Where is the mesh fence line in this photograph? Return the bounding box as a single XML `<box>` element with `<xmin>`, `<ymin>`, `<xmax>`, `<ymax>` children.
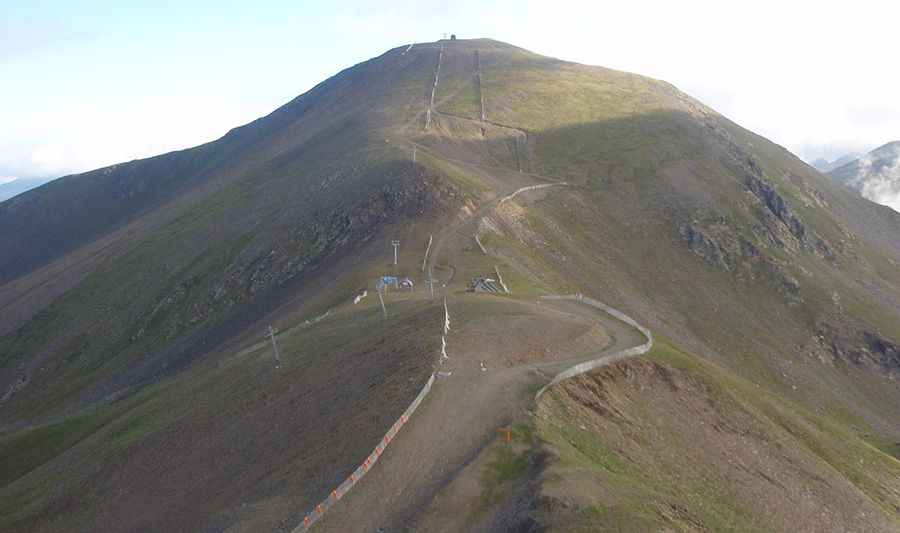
<box><xmin>474</xmin><ymin>233</ymin><xmax>487</xmax><ymax>254</ymax></box>
<box><xmin>288</xmin><ymin>292</ymin><xmax>645</xmax><ymax>530</ymax></box>
<box><xmin>474</xmin><ymin>50</ymin><xmax>486</xmax><ymax>122</ymax></box>
<box><xmin>425</xmin><ymin>44</ymin><xmax>444</xmax><ymax>130</ymax></box>
<box><xmin>292</xmin><ymin>299</ymin><xmax>451</xmax><ymax>531</ymax></box>
<box><xmin>292</xmin><ymin>373</ymin><xmax>436</xmax><ymax>532</ymax></box>
<box><xmin>535</xmin><ymin>294</ymin><xmax>653</xmax><ymax>399</ymax></box>
<box><xmin>499</xmin><ymin>182</ymin><xmax>568</xmax><ymax>204</ymax></box>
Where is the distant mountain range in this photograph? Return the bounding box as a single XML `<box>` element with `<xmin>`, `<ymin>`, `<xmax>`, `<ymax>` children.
<box><xmin>811</xmin><ymin>153</ymin><xmax>860</xmax><ymax>173</ymax></box>
<box><xmin>0</xmin><ymin>177</ymin><xmax>55</xmax><ymax>203</ymax></box>
<box><xmin>829</xmin><ymin>141</ymin><xmax>900</xmax><ymax>211</ymax></box>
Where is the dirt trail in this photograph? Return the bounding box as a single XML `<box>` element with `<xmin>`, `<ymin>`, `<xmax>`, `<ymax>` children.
<box><xmin>304</xmin><ymin>121</ymin><xmax>642</xmax><ymax>533</ymax></box>
<box><xmin>287</xmin><ymin>43</ymin><xmax>650</xmax><ymax>532</ymax></box>
<box><xmin>312</xmin><ymin>297</ymin><xmax>646</xmax><ymax>532</ymax></box>
<box><xmin>282</xmin><ymin>155</ymin><xmax>645</xmax><ymax>532</ymax></box>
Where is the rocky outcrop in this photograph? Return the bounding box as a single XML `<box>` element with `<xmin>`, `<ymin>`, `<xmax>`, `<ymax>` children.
<box><xmin>740</xmin><ymin>158</ymin><xmax>836</xmax><ymax>261</ymax></box>
<box><xmin>678</xmin><ymin>220</ymin><xmax>801</xmax><ymax>303</ymax></box>
<box><xmin>674</xmin><ymin>92</ymin><xmax>836</xmax><ymax>262</ymax></box>
<box><xmin>743</xmin><ymin>162</ymin><xmax>807</xmax><ymax>244</ymax></box>
<box><xmin>814</xmin><ymin>320</ymin><xmax>900</xmax><ymax>374</ymax></box>
<box><xmin>132</xmin><ymin>161</ymin><xmax>461</xmax><ymax>345</ymax></box>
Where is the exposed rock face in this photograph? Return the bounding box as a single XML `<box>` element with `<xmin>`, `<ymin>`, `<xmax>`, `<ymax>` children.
<box><xmin>674</xmin><ymin>92</ymin><xmax>835</xmax><ymax>261</ymax></box>
<box><xmin>740</xmin><ymin>158</ymin><xmax>836</xmax><ymax>261</ymax></box>
<box><xmin>678</xmin><ymin>220</ymin><xmax>801</xmax><ymax>303</ymax></box>
<box><xmin>743</xmin><ymin>162</ymin><xmax>807</xmax><ymax>244</ymax></box>
<box><xmin>814</xmin><ymin>319</ymin><xmax>900</xmax><ymax>374</ymax></box>
<box><xmin>132</xmin><ymin>162</ymin><xmax>459</xmax><ymax>343</ymax></box>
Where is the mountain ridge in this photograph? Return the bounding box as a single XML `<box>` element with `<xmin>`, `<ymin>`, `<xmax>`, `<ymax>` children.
<box><xmin>812</xmin><ymin>153</ymin><xmax>859</xmax><ymax>173</ymax></box>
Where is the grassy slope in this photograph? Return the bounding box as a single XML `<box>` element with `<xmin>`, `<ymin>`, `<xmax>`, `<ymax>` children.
<box><xmin>427</xmin><ymin>39</ymin><xmax>900</xmax><ymax>530</ymax></box>
<box><xmin>535</xmin><ymin>341</ymin><xmax>900</xmax><ymax>532</ymax></box>
<box><xmin>0</xmin><ymin>294</ymin><xmax>440</xmax><ymax>532</ymax></box>
<box><xmin>0</xmin><ymin>42</ymin><xmax>471</xmax><ymax>427</ymax></box>
<box><xmin>459</xmin><ymin>39</ymin><xmax>900</xmax><ymax>439</ymax></box>
<box><xmin>0</xmin><ymin>42</ymin><xmax>481</xmax><ymax>530</ymax></box>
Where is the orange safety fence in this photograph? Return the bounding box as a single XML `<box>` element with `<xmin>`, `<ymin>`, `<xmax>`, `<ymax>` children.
<box><xmin>291</xmin><ymin>296</ymin><xmax>451</xmax><ymax>531</ymax></box>
<box><xmin>291</xmin><ymin>372</ymin><xmax>435</xmax><ymax>532</ymax></box>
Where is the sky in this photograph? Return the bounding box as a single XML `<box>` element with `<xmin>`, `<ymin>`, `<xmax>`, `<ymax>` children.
<box><xmin>2</xmin><ymin>0</ymin><xmax>899</xmax><ymax>182</ymax></box>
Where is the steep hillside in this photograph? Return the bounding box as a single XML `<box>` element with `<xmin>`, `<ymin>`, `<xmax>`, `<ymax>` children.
<box><xmin>2</xmin><ymin>39</ymin><xmax>899</xmax><ymax>532</ymax></box>
<box><xmin>830</xmin><ymin>141</ymin><xmax>900</xmax><ymax>211</ymax></box>
<box><xmin>533</xmin><ymin>348</ymin><xmax>900</xmax><ymax>532</ymax></box>
<box><xmin>0</xmin><ymin>45</ymin><xmax>469</xmax><ymax>427</ymax></box>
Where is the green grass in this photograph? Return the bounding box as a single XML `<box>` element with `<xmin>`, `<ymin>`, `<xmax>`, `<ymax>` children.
<box><xmin>1</xmin><ymin>295</ymin><xmax>442</xmax><ymax>529</ymax></box>
<box><xmin>420</xmin><ymin>150</ymin><xmax>490</xmax><ymax>195</ymax></box>
<box><xmin>649</xmin><ymin>338</ymin><xmax>900</xmax><ymax>520</ymax></box>
<box><xmin>542</xmin><ymin>411</ymin><xmax>634</xmax><ymax>477</ymax></box>
<box><xmin>437</xmin><ymin>77</ymin><xmax>481</xmax><ymax>120</ymax></box>
<box><xmin>0</xmin><ymin>379</ymin><xmax>174</xmax><ymax>491</ymax></box>
<box><xmin>535</xmin><ymin>337</ymin><xmax>900</xmax><ymax>531</ymax></box>
<box><xmin>570</xmin><ymin>504</ymin><xmax>666</xmax><ymax>533</ymax></box>
<box><xmin>106</xmin><ymin>407</ymin><xmax>178</xmax><ymax>451</ymax></box>
<box><xmin>479</xmin><ymin>444</ymin><xmax>530</xmax><ymax>506</ymax></box>
<box><xmin>0</xmin><ymin>409</ymin><xmax>114</xmax><ymax>488</ymax></box>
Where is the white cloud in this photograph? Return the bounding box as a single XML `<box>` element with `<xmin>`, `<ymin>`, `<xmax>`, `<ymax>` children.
<box><xmin>854</xmin><ymin>144</ymin><xmax>900</xmax><ymax>211</ymax></box>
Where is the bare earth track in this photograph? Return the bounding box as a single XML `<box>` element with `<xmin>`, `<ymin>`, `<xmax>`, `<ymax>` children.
<box><xmin>309</xmin><ymin>297</ymin><xmax>649</xmax><ymax>533</ymax></box>
<box><xmin>288</xmin><ymin>99</ymin><xmax>650</xmax><ymax>530</ymax></box>
<box><xmin>276</xmin><ymin>41</ymin><xmax>654</xmax><ymax>532</ymax></box>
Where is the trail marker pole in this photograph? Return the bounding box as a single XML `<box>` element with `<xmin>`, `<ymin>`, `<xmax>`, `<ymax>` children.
<box><xmin>265</xmin><ymin>325</ymin><xmax>281</xmax><ymax>367</ymax></box>
<box><xmin>377</xmin><ymin>288</ymin><xmax>387</xmax><ymax>318</ymax></box>
<box><xmin>392</xmin><ymin>240</ymin><xmax>400</xmax><ymax>265</ymax></box>
<box><xmin>413</xmin><ymin>146</ymin><xmax>417</xmax><ymax>163</ymax></box>
<box><xmin>422</xmin><ymin>234</ymin><xmax>432</xmax><ymax>272</ymax></box>
<box><xmin>497</xmin><ymin>427</ymin><xmax>512</xmax><ymax>444</ymax></box>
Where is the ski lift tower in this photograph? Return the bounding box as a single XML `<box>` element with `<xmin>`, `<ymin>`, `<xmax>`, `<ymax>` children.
<box><xmin>392</xmin><ymin>240</ymin><xmax>400</xmax><ymax>265</ymax></box>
